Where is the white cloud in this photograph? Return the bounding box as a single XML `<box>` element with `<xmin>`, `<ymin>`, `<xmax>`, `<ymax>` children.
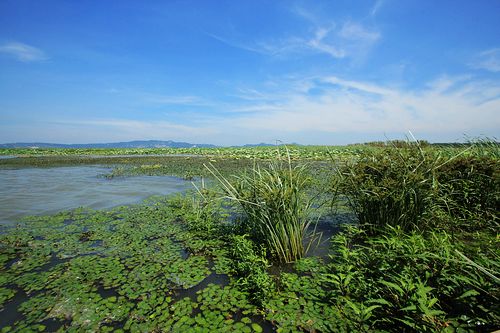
<box><xmin>471</xmin><ymin>48</ymin><xmax>500</xmax><ymax>72</ymax></box>
<box><xmin>205</xmin><ymin>8</ymin><xmax>380</xmax><ymax>61</ymax></box>
<box><xmin>0</xmin><ymin>42</ymin><xmax>47</xmax><ymax>62</ymax></box>
<box><xmin>4</xmin><ymin>75</ymin><xmax>498</xmax><ymax>145</ymax></box>
<box><xmin>323</xmin><ymin>76</ymin><xmax>393</xmax><ymax>95</ymax></box>
<box><xmin>252</xmin><ymin>21</ymin><xmax>379</xmax><ymax>60</ymax></box>
<box><xmin>370</xmin><ymin>0</ymin><xmax>387</xmax><ymax>17</ymax></box>
<box><xmin>306</xmin><ymin>26</ymin><xmax>346</xmax><ymax>58</ymax></box>
<box><xmin>33</xmin><ymin>119</ymin><xmax>219</xmax><ymax>143</ymax></box>
<box><xmin>338</xmin><ymin>21</ymin><xmax>380</xmax><ymax>42</ymax></box>
<box><xmin>214</xmin><ymin>75</ymin><xmax>500</xmax><ymax>139</ymax></box>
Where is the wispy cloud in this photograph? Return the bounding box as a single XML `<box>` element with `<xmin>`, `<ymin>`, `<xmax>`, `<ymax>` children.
<box><xmin>370</xmin><ymin>0</ymin><xmax>387</xmax><ymax>17</ymax></box>
<box><xmin>323</xmin><ymin>76</ymin><xmax>393</xmax><ymax>95</ymax></box>
<box><xmin>305</xmin><ymin>26</ymin><xmax>346</xmax><ymax>58</ymax></box>
<box><xmin>49</xmin><ymin>118</ymin><xmax>217</xmax><ymax>142</ymax></box>
<box><xmin>339</xmin><ymin>21</ymin><xmax>380</xmax><ymax>43</ymax></box>
<box><xmin>471</xmin><ymin>48</ymin><xmax>500</xmax><ymax>72</ymax></box>
<box><xmin>203</xmin><ymin>32</ymin><xmax>264</xmax><ymax>54</ymax></box>
<box><xmin>0</xmin><ymin>42</ymin><xmax>47</xmax><ymax>62</ymax></box>
<box><xmin>212</xmin><ymin>74</ymin><xmax>500</xmax><ymax>141</ymax></box>
<box><xmin>205</xmin><ymin>7</ymin><xmax>380</xmax><ymax>61</ymax></box>
<box><xmin>105</xmin><ymin>89</ymin><xmax>214</xmax><ymax>107</ymax></box>
<box><xmin>144</xmin><ymin>94</ymin><xmax>210</xmax><ymax>106</ymax></box>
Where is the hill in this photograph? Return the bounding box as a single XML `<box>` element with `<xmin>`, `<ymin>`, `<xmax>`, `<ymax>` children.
<box><xmin>0</xmin><ymin>140</ymin><xmax>217</xmax><ymax>149</ymax></box>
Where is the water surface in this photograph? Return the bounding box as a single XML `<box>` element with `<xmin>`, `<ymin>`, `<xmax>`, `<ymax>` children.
<box><xmin>0</xmin><ymin>166</ymin><xmax>190</xmax><ymax>225</ymax></box>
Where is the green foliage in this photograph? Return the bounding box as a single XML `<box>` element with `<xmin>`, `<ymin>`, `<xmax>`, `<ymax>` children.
<box><xmin>168</xmin><ymin>185</ymin><xmax>228</xmax><ymax>235</ymax></box>
<box><xmin>207</xmin><ymin>149</ymin><xmax>319</xmax><ymax>263</ymax></box>
<box><xmin>338</xmin><ymin>141</ymin><xmax>499</xmax><ymax>234</ymax></box>
<box><xmin>322</xmin><ymin>226</ymin><xmax>500</xmax><ymax>332</ymax></box>
<box><xmin>338</xmin><ymin>144</ymin><xmax>441</xmax><ymax>233</ymax></box>
<box><xmin>1</xmin><ymin>142</ymin><xmax>499</xmax><ymax>332</ymax></box>
<box><xmin>436</xmin><ymin>155</ymin><xmax>499</xmax><ymax>230</ymax></box>
<box><xmin>230</xmin><ymin>235</ymin><xmax>275</xmax><ymax>305</ymax></box>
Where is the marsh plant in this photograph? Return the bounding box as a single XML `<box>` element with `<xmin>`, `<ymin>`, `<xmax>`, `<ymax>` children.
<box><xmin>436</xmin><ymin>154</ymin><xmax>499</xmax><ymax>231</ymax></box>
<box><xmin>206</xmin><ymin>149</ymin><xmax>319</xmax><ymax>263</ymax></box>
<box><xmin>168</xmin><ymin>184</ymin><xmax>227</xmax><ymax>235</ymax></box>
<box><xmin>230</xmin><ymin>235</ymin><xmax>275</xmax><ymax>305</ymax></box>
<box><xmin>323</xmin><ymin>225</ymin><xmax>500</xmax><ymax>332</ymax></box>
<box><xmin>338</xmin><ymin>143</ymin><xmax>442</xmax><ymax>234</ymax></box>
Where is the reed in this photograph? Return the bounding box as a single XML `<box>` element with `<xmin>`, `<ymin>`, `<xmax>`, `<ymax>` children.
<box><xmin>205</xmin><ymin>148</ymin><xmax>318</xmax><ymax>263</ymax></box>
<box><xmin>337</xmin><ymin>140</ymin><xmax>443</xmax><ymax>234</ymax></box>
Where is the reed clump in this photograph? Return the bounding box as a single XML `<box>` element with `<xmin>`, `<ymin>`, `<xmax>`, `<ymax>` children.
<box><xmin>206</xmin><ymin>149</ymin><xmax>318</xmax><ymax>263</ymax></box>
<box><xmin>337</xmin><ymin>142</ymin><xmax>441</xmax><ymax>234</ymax></box>
<box><xmin>338</xmin><ymin>139</ymin><xmax>499</xmax><ymax>234</ymax></box>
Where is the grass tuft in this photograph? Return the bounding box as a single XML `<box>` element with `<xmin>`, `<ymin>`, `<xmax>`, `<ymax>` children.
<box><xmin>205</xmin><ymin>148</ymin><xmax>319</xmax><ymax>263</ymax></box>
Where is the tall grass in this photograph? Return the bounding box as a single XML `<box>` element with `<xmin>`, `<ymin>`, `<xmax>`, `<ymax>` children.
<box><xmin>337</xmin><ymin>137</ymin><xmax>499</xmax><ymax>234</ymax></box>
<box><xmin>205</xmin><ymin>149</ymin><xmax>318</xmax><ymax>263</ymax></box>
<box><xmin>337</xmin><ymin>142</ymin><xmax>441</xmax><ymax>234</ymax></box>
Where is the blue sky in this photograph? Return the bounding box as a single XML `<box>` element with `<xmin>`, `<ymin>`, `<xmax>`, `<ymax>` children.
<box><xmin>0</xmin><ymin>0</ymin><xmax>499</xmax><ymax>145</ymax></box>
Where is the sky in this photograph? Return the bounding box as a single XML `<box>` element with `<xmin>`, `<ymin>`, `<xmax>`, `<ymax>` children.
<box><xmin>0</xmin><ymin>0</ymin><xmax>499</xmax><ymax>146</ymax></box>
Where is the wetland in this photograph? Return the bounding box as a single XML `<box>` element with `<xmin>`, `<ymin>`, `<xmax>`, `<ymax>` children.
<box><xmin>0</xmin><ymin>144</ymin><xmax>498</xmax><ymax>332</ymax></box>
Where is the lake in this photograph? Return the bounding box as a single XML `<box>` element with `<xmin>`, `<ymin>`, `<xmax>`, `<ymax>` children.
<box><xmin>0</xmin><ymin>166</ymin><xmax>191</xmax><ymax>225</ymax></box>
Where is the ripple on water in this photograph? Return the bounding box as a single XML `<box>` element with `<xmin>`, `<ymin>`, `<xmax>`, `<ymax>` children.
<box><xmin>0</xmin><ymin>166</ymin><xmax>191</xmax><ymax>225</ymax></box>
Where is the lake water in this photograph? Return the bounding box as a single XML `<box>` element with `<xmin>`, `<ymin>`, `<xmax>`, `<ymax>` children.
<box><xmin>0</xmin><ymin>166</ymin><xmax>191</xmax><ymax>225</ymax></box>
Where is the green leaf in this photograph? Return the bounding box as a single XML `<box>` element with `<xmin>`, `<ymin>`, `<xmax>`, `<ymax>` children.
<box><xmin>367</xmin><ymin>298</ymin><xmax>392</xmax><ymax>306</ymax></box>
<box><xmin>380</xmin><ymin>280</ymin><xmax>404</xmax><ymax>294</ymax></box>
<box><xmin>458</xmin><ymin>289</ymin><xmax>479</xmax><ymax>299</ymax></box>
<box><xmin>345</xmin><ymin>300</ymin><xmax>360</xmax><ymax>315</ymax></box>
<box><xmin>428</xmin><ymin>297</ymin><xmax>439</xmax><ymax>308</ymax></box>
<box><xmin>401</xmin><ymin>304</ymin><xmax>417</xmax><ymax>312</ymax></box>
<box><xmin>251</xmin><ymin>323</ymin><xmax>263</xmax><ymax>332</ymax></box>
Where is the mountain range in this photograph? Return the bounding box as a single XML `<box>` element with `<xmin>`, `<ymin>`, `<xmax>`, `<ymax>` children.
<box><xmin>0</xmin><ymin>140</ymin><xmax>296</xmax><ymax>149</ymax></box>
<box><xmin>0</xmin><ymin>140</ymin><xmax>217</xmax><ymax>149</ymax></box>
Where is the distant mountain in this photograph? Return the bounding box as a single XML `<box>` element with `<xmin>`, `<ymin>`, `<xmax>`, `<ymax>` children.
<box><xmin>238</xmin><ymin>142</ymin><xmax>302</xmax><ymax>147</ymax></box>
<box><xmin>0</xmin><ymin>140</ymin><xmax>217</xmax><ymax>149</ymax></box>
<box><xmin>240</xmin><ymin>143</ymin><xmax>277</xmax><ymax>147</ymax></box>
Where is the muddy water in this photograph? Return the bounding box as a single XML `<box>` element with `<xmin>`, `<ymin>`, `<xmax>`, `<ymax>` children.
<box><xmin>0</xmin><ymin>166</ymin><xmax>191</xmax><ymax>225</ymax></box>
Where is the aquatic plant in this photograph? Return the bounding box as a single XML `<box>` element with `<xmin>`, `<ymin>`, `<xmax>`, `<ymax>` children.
<box><xmin>321</xmin><ymin>225</ymin><xmax>500</xmax><ymax>332</ymax></box>
<box><xmin>337</xmin><ymin>143</ymin><xmax>441</xmax><ymax>233</ymax></box>
<box><xmin>436</xmin><ymin>154</ymin><xmax>499</xmax><ymax>231</ymax></box>
<box><xmin>1</xmin><ymin>143</ymin><xmax>498</xmax><ymax>332</ymax></box>
<box><xmin>230</xmin><ymin>235</ymin><xmax>275</xmax><ymax>305</ymax></box>
<box><xmin>206</xmin><ymin>149</ymin><xmax>319</xmax><ymax>263</ymax></box>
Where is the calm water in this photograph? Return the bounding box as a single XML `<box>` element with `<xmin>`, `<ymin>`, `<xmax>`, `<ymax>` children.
<box><xmin>0</xmin><ymin>166</ymin><xmax>191</xmax><ymax>225</ymax></box>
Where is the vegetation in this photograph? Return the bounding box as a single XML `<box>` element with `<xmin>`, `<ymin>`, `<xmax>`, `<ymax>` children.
<box><xmin>206</xmin><ymin>150</ymin><xmax>319</xmax><ymax>263</ymax></box>
<box><xmin>323</xmin><ymin>226</ymin><xmax>499</xmax><ymax>332</ymax></box>
<box><xmin>337</xmin><ymin>144</ymin><xmax>441</xmax><ymax>234</ymax></box>
<box><xmin>0</xmin><ymin>145</ymin><xmax>364</xmax><ymax>161</ymax></box>
<box><xmin>0</xmin><ymin>142</ymin><xmax>498</xmax><ymax>332</ymax></box>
